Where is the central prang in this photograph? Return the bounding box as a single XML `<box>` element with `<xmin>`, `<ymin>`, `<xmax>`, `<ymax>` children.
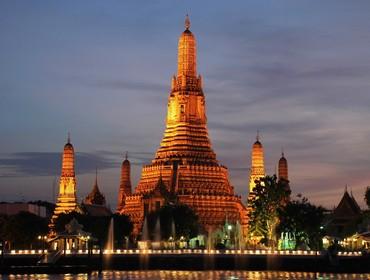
<box><xmin>119</xmin><ymin>16</ymin><xmax>248</xmax><ymax>238</ymax></box>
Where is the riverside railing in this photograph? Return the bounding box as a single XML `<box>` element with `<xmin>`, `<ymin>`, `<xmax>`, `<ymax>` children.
<box><xmin>1</xmin><ymin>249</ymin><xmax>363</xmax><ymax>257</ymax></box>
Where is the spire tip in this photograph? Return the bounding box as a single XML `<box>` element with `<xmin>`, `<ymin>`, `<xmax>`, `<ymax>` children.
<box><xmin>185</xmin><ymin>14</ymin><xmax>190</xmax><ymax>30</ymax></box>
<box><xmin>95</xmin><ymin>167</ymin><xmax>98</xmax><ymax>186</ymax></box>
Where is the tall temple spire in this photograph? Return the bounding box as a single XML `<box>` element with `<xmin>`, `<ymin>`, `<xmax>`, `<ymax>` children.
<box><xmin>157</xmin><ymin>18</ymin><xmax>215</xmax><ymax>164</ymax></box>
<box><xmin>177</xmin><ymin>14</ymin><xmax>197</xmax><ymax>78</ymax></box>
<box><xmin>248</xmin><ymin>134</ymin><xmax>265</xmax><ymax>193</ymax></box>
<box><xmin>278</xmin><ymin>149</ymin><xmax>288</xmax><ymax>181</ymax></box>
<box><xmin>116</xmin><ymin>153</ymin><xmax>132</xmax><ymax>212</ymax></box>
<box><xmin>49</xmin><ymin>136</ymin><xmax>78</xmax><ymax>234</ymax></box>
<box><xmin>95</xmin><ymin>167</ymin><xmax>98</xmax><ymax>186</ymax></box>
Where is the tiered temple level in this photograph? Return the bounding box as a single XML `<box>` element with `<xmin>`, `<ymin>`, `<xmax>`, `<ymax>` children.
<box><xmin>120</xmin><ymin>16</ymin><xmax>248</xmax><ymax>235</ymax></box>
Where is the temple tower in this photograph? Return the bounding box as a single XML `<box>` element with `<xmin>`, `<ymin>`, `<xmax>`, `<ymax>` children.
<box><xmin>116</xmin><ymin>153</ymin><xmax>132</xmax><ymax>212</ymax></box>
<box><xmin>84</xmin><ymin>169</ymin><xmax>106</xmax><ymax>206</ymax></box>
<box><xmin>121</xmin><ymin>16</ymin><xmax>248</xmax><ymax>235</ymax></box>
<box><xmin>278</xmin><ymin>150</ymin><xmax>288</xmax><ymax>181</ymax></box>
<box><xmin>248</xmin><ymin>132</ymin><xmax>265</xmax><ymax>193</ymax></box>
<box><xmin>49</xmin><ymin>135</ymin><xmax>78</xmax><ymax>233</ymax></box>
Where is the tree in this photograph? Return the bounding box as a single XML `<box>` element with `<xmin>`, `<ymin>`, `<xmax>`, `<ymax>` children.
<box><xmin>365</xmin><ymin>186</ymin><xmax>370</xmax><ymax>209</ymax></box>
<box><xmin>55</xmin><ymin>212</ymin><xmax>133</xmax><ymax>247</ymax></box>
<box><xmin>0</xmin><ymin>212</ymin><xmax>48</xmax><ymax>249</ymax></box>
<box><xmin>247</xmin><ymin>175</ymin><xmax>291</xmax><ymax>248</ymax></box>
<box><xmin>277</xmin><ymin>195</ymin><xmax>325</xmax><ymax>250</ymax></box>
<box><xmin>146</xmin><ymin>203</ymin><xmax>200</xmax><ymax>240</ymax></box>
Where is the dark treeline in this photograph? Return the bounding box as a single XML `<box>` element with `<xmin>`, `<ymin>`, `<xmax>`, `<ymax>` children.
<box><xmin>0</xmin><ymin>211</ymin><xmax>49</xmax><ymax>249</ymax></box>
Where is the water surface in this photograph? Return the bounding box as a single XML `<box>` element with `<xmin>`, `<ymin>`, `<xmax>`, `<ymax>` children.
<box><xmin>2</xmin><ymin>271</ymin><xmax>370</xmax><ymax>280</ymax></box>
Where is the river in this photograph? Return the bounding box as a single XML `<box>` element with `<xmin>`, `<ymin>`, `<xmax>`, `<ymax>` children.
<box><xmin>1</xmin><ymin>271</ymin><xmax>370</xmax><ymax>280</ymax></box>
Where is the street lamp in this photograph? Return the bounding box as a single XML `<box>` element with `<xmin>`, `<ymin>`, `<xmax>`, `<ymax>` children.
<box><xmin>227</xmin><ymin>225</ymin><xmax>232</xmax><ymax>248</ymax></box>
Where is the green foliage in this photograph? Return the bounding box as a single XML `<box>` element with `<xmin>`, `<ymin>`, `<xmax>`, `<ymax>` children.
<box><xmin>146</xmin><ymin>203</ymin><xmax>200</xmax><ymax>240</ymax></box>
<box><xmin>0</xmin><ymin>212</ymin><xmax>48</xmax><ymax>249</ymax></box>
<box><xmin>365</xmin><ymin>186</ymin><xmax>370</xmax><ymax>209</ymax></box>
<box><xmin>55</xmin><ymin>212</ymin><xmax>133</xmax><ymax>247</ymax></box>
<box><xmin>277</xmin><ymin>195</ymin><xmax>325</xmax><ymax>250</ymax></box>
<box><xmin>247</xmin><ymin>175</ymin><xmax>291</xmax><ymax>247</ymax></box>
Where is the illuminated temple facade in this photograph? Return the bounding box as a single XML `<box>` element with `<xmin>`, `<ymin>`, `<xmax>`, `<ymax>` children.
<box><xmin>120</xmin><ymin>16</ymin><xmax>248</xmax><ymax>235</ymax></box>
<box><xmin>49</xmin><ymin>136</ymin><xmax>79</xmax><ymax>233</ymax></box>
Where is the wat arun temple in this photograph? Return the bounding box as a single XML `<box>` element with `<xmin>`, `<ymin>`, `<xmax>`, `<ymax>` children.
<box><xmin>118</xmin><ymin>16</ymin><xmax>248</xmax><ymax>235</ymax></box>
<box><xmin>50</xmin><ymin>16</ymin><xmax>289</xmax><ymax>238</ymax></box>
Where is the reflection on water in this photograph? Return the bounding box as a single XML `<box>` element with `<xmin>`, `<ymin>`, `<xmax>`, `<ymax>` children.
<box><xmin>1</xmin><ymin>271</ymin><xmax>370</xmax><ymax>280</ymax></box>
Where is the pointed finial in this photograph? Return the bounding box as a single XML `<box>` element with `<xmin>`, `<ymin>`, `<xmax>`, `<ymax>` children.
<box><xmin>281</xmin><ymin>147</ymin><xmax>285</xmax><ymax>157</ymax></box>
<box><xmin>95</xmin><ymin>167</ymin><xmax>98</xmax><ymax>186</ymax></box>
<box><xmin>185</xmin><ymin>14</ymin><xmax>190</xmax><ymax>30</ymax></box>
<box><xmin>256</xmin><ymin>130</ymin><xmax>260</xmax><ymax>142</ymax></box>
<box><xmin>350</xmin><ymin>186</ymin><xmax>353</xmax><ymax>197</ymax></box>
<box><xmin>125</xmin><ymin>151</ymin><xmax>128</xmax><ymax>160</ymax></box>
<box><xmin>345</xmin><ymin>184</ymin><xmax>348</xmax><ymax>193</ymax></box>
<box><xmin>67</xmin><ymin>132</ymin><xmax>71</xmax><ymax>144</ymax></box>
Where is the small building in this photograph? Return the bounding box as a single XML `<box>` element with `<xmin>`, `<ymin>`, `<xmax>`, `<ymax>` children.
<box><xmin>81</xmin><ymin>169</ymin><xmax>112</xmax><ymax>217</ymax></box>
<box><xmin>49</xmin><ymin>218</ymin><xmax>93</xmax><ymax>252</ymax></box>
<box><xmin>344</xmin><ymin>232</ymin><xmax>370</xmax><ymax>250</ymax></box>
<box><xmin>326</xmin><ymin>188</ymin><xmax>362</xmax><ymax>238</ymax></box>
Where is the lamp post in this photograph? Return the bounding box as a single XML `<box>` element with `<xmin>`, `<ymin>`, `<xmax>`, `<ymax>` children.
<box><xmin>227</xmin><ymin>225</ymin><xmax>232</xmax><ymax>248</ymax></box>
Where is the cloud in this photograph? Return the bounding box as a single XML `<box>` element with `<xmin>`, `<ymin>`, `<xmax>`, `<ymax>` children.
<box><xmin>0</xmin><ymin>150</ymin><xmax>157</xmax><ymax>178</ymax></box>
<box><xmin>0</xmin><ymin>152</ymin><xmax>117</xmax><ymax>177</ymax></box>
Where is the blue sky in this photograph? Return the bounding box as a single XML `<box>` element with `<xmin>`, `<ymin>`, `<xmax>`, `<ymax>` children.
<box><xmin>1</xmin><ymin>1</ymin><xmax>370</xmax><ymax>209</ymax></box>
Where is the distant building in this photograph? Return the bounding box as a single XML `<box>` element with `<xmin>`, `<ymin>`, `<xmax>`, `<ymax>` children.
<box><xmin>83</xmin><ymin>169</ymin><xmax>106</xmax><ymax>206</ymax></box>
<box><xmin>81</xmin><ymin>169</ymin><xmax>111</xmax><ymax>217</ymax></box>
<box><xmin>0</xmin><ymin>202</ymin><xmax>47</xmax><ymax>218</ymax></box>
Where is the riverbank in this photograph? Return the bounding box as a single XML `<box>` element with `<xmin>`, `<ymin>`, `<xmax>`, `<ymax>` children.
<box><xmin>1</xmin><ymin>250</ymin><xmax>370</xmax><ymax>274</ymax></box>
<box><xmin>1</xmin><ymin>250</ymin><xmax>369</xmax><ymax>274</ymax></box>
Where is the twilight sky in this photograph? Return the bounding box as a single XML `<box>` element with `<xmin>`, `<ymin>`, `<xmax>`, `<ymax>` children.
<box><xmin>1</xmin><ymin>1</ymin><xmax>370</xmax><ymax>209</ymax></box>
